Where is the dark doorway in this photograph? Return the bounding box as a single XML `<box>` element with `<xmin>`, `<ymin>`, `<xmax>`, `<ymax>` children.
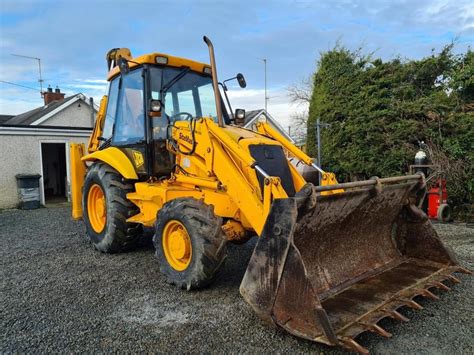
<box><xmin>41</xmin><ymin>143</ymin><xmax>67</xmax><ymax>203</ymax></box>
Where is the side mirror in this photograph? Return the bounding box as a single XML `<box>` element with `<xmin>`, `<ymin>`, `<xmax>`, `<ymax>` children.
<box><xmin>118</xmin><ymin>57</ymin><xmax>130</xmax><ymax>74</ymax></box>
<box><xmin>236</xmin><ymin>73</ymin><xmax>246</xmax><ymax>88</ymax></box>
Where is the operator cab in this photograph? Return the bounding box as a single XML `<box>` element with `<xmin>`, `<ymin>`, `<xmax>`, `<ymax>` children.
<box><xmin>100</xmin><ymin>53</ymin><xmax>236</xmax><ymax>178</ymax></box>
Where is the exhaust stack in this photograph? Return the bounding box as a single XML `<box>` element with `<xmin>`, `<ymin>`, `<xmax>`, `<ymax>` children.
<box><xmin>203</xmin><ymin>36</ymin><xmax>224</xmax><ymax>127</ymax></box>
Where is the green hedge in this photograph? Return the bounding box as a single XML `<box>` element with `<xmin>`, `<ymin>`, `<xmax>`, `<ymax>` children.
<box><xmin>307</xmin><ymin>44</ymin><xmax>473</xmax><ymax>209</ymax></box>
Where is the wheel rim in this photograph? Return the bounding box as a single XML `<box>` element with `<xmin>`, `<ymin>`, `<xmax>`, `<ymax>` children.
<box><xmin>87</xmin><ymin>184</ymin><xmax>106</xmax><ymax>233</ymax></box>
<box><xmin>162</xmin><ymin>220</ymin><xmax>192</xmax><ymax>271</ymax></box>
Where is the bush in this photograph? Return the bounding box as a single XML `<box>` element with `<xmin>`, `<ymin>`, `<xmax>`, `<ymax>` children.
<box><xmin>307</xmin><ymin>44</ymin><xmax>473</xmax><ymax>210</ymax></box>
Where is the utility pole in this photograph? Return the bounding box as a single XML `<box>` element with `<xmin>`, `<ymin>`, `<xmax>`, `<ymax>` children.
<box><xmin>315</xmin><ymin>118</ymin><xmax>331</xmax><ymax>178</ymax></box>
<box><xmin>316</xmin><ymin>118</ymin><xmax>321</xmax><ymax>168</ymax></box>
<box><xmin>11</xmin><ymin>54</ymin><xmax>44</xmax><ymax>96</ymax></box>
<box><xmin>263</xmin><ymin>58</ymin><xmax>267</xmax><ymax>111</ymax></box>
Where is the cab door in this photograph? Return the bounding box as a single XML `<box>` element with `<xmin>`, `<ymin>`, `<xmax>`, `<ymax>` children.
<box><xmin>110</xmin><ymin>68</ymin><xmax>149</xmax><ymax>177</ymax></box>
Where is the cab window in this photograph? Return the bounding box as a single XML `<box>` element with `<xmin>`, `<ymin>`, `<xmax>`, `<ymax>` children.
<box><xmin>199</xmin><ymin>84</ymin><xmax>218</xmax><ymax>118</ymax></box>
<box><xmin>176</xmin><ymin>90</ymin><xmax>195</xmax><ymax>116</ymax></box>
<box><xmin>102</xmin><ymin>78</ymin><xmax>119</xmax><ymax>140</ymax></box>
<box><xmin>149</xmin><ymin>66</ymin><xmax>231</xmax><ymax>141</ymax></box>
<box><xmin>112</xmin><ymin>69</ymin><xmax>145</xmax><ymax>145</ymax></box>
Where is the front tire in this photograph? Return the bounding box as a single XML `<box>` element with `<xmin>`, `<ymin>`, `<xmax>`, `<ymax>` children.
<box><xmin>153</xmin><ymin>198</ymin><xmax>227</xmax><ymax>290</ymax></box>
<box><xmin>82</xmin><ymin>162</ymin><xmax>142</xmax><ymax>253</ymax></box>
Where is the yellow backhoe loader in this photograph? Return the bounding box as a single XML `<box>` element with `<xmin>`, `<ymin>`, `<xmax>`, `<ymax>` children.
<box><xmin>70</xmin><ymin>37</ymin><xmax>470</xmax><ymax>353</ymax></box>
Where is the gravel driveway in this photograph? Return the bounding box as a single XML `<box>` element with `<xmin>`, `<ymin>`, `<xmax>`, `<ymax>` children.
<box><xmin>1</xmin><ymin>206</ymin><xmax>473</xmax><ymax>353</ymax></box>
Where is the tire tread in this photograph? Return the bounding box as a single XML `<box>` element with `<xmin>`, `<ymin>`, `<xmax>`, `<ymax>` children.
<box><xmin>83</xmin><ymin>162</ymin><xmax>142</xmax><ymax>253</ymax></box>
<box><xmin>153</xmin><ymin>198</ymin><xmax>227</xmax><ymax>290</ymax></box>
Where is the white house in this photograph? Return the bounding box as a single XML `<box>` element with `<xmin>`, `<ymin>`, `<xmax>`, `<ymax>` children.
<box><xmin>0</xmin><ymin>88</ymin><xmax>95</xmax><ymax>209</ymax></box>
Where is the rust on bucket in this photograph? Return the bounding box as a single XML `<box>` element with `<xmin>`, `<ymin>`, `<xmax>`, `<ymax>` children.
<box><xmin>240</xmin><ymin>175</ymin><xmax>470</xmax><ymax>353</ymax></box>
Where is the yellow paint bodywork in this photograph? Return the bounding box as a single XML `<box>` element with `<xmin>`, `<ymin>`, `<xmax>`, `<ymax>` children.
<box><xmin>87</xmin><ymin>95</ymin><xmax>108</xmax><ymax>154</ymax></box>
<box><xmin>127</xmin><ymin>181</ymin><xmax>239</xmax><ymax>227</ymax></box>
<box><xmin>82</xmin><ymin>147</ymin><xmax>138</xmax><ymax>180</ymax></box>
<box><xmin>108</xmin><ymin>52</ymin><xmax>211</xmax><ymax>81</ymax></box>
<box><xmin>70</xmin><ymin>143</ymin><xmax>87</xmax><ymax>220</ymax></box>
<box><xmin>320</xmin><ymin>172</ymin><xmax>344</xmax><ymax>195</ymax></box>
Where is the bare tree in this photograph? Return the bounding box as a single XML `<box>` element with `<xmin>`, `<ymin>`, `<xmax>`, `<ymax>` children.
<box><xmin>287</xmin><ymin>76</ymin><xmax>312</xmax><ymax>105</ymax></box>
<box><xmin>287</xmin><ymin>76</ymin><xmax>312</xmax><ymax>142</ymax></box>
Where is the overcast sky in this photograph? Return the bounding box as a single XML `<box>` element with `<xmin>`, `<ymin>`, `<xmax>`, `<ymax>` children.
<box><xmin>0</xmin><ymin>0</ymin><xmax>472</xmax><ymax>129</ymax></box>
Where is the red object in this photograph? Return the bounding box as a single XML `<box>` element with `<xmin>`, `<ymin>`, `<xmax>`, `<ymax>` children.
<box><xmin>43</xmin><ymin>87</ymin><xmax>65</xmax><ymax>105</ymax></box>
<box><xmin>427</xmin><ymin>178</ymin><xmax>448</xmax><ymax>219</ymax></box>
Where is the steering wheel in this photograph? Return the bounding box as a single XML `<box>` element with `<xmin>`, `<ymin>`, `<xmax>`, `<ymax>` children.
<box><xmin>170</xmin><ymin>112</ymin><xmax>194</xmax><ymax>122</ymax></box>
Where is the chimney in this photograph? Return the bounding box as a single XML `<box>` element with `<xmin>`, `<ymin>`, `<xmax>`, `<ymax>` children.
<box><xmin>43</xmin><ymin>85</ymin><xmax>65</xmax><ymax>105</ymax></box>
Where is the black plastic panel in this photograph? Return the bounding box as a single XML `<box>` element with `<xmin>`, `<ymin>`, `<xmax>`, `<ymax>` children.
<box><xmin>249</xmin><ymin>144</ymin><xmax>295</xmax><ymax>197</ymax></box>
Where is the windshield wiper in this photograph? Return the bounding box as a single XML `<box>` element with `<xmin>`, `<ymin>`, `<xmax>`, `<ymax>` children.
<box><xmin>161</xmin><ymin>67</ymin><xmax>191</xmax><ymax>94</ymax></box>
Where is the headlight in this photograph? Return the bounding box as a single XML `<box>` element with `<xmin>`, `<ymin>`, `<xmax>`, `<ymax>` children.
<box><xmin>155</xmin><ymin>56</ymin><xmax>168</xmax><ymax>65</ymax></box>
<box><xmin>151</xmin><ymin>100</ymin><xmax>162</xmax><ymax>112</ymax></box>
<box><xmin>234</xmin><ymin>109</ymin><xmax>245</xmax><ymax>121</ymax></box>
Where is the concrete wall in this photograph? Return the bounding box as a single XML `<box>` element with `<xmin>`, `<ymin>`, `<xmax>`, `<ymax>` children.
<box><xmin>40</xmin><ymin>100</ymin><xmax>95</xmax><ymax>128</ymax></box>
<box><xmin>0</xmin><ymin>135</ymin><xmax>89</xmax><ymax>209</ymax></box>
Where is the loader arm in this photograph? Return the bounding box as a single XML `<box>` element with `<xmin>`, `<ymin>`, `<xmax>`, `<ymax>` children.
<box><xmin>168</xmin><ymin>118</ymin><xmax>290</xmax><ymax>235</ymax></box>
<box><xmin>255</xmin><ymin>121</ymin><xmax>342</xmax><ymax>193</ymax></box>
<box><xmin>255</xmin><ymin>121</ymin><xmax>314</xmax><ymax>166</ymax></box>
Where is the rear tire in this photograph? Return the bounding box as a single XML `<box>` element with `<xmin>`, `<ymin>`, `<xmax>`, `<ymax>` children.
<box><xmin>153</xmin><ymin>198</ymin><xmax>227</xmax><ymax>290</ymax></box>
<box><xmin>82</xmin><ymin>162</ymin><xmax>142</xmax><ymax>253</ymax></box>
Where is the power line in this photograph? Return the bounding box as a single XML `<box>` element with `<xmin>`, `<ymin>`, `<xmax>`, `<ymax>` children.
<box><xmin>0</xmin><ymin>80</ymin><xmax>40</xmax><ymax>91</ymax></box>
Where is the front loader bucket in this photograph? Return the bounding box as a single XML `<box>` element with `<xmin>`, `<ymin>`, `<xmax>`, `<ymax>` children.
<box><xmin>240</xmin><ymin>175</ymin><xmax>470</xmax><ymax>353</ymax></box>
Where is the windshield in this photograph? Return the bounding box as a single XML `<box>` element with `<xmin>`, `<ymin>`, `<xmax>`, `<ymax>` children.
<box><xmin>150</xmin><ymin>66</ymin><xmax>219</xmax><ymax>122</ymax></box>
<box><xmin>150</xmin><ymin>66</ymin><xmax>230</xmax><ymax>140</ymax></box>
